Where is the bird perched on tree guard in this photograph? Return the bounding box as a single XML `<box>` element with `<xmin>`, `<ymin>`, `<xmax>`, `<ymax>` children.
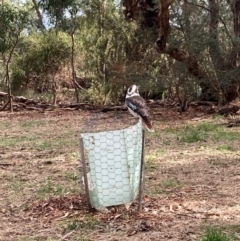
<box><xmin>125</xmin><ymin>84</ymin><xmax>154</xmax><ymax>132</ymax></box>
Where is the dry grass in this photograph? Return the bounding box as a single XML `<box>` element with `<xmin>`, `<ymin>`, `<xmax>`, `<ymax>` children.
<box><xmin>0</xmin><ymin>107</ymin><xmax>240</xmax><ymax>241</ymax></box>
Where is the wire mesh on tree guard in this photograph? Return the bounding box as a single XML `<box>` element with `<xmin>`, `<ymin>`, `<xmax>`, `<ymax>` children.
<box><xmin>79</xmin><ymin>114</ymin><xmax>145</xmax><ymax>211</ymax></box>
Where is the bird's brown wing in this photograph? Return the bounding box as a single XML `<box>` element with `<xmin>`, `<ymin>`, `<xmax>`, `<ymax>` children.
<box><xmin>125</xmin><ymin>96</ymin><xmax>154</xmax><ymax>132</ymax></box>
<box><xmin>125</xmin><ymin>95</ymin><xmax>149</xmax><ymax>117</ymax></box>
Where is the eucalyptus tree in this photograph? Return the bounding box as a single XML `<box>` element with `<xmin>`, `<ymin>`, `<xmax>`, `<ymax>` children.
<box><xmin>80</xmin><ymin>0</ymin><xmax>165</xmax><ymax>104</ymax></box>
<box><xmin>12</xmin><ymin>31</ymin><xmax>71</xmax><ymax>105</ymax></box>
<box><xmin>0</xmin><ymin>3</ymin><xmax>29</xmax><ymax>112</ymax></box>
<box><xmin>36</xmin><ymin>0</ymin><xmax>85</xmax><ymax>102</ymax></box>
<box><xmin>78</xmin><ymin>0</ymin><xmax>137</xmax><ymax>104</ymax></box>
<box><xmin>122</xmin><ymin>0</ymin><xmax>240</xmax><ymax>106</ymax></box>
<box><xmin>32</xmin><ymin>0</ymin><xmax>46</xmax><ymax>30</ymax></box>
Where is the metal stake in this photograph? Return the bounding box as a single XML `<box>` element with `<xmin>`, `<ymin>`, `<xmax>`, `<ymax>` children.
<box><xmin>79</xmin><ymin>136</ymin><xmax>91</xmax><ymax>210</ymax></box>
<box><xmin>138</xmin><ymin>129</ymin><xmax>145</xmax><ymax>211</ymax></box>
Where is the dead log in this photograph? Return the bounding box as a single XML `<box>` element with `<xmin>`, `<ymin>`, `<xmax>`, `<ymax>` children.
<box><xmin>0</xmin><ymin>92</ymin><xmax>8</xmax><ymax>98</ymax></box>
<box><xmin>0</xmin><ymin>99</ymin><xmax>10</xmax><ymax>111</ymax></box>
<box><xmin>190</xmin><ymin>101</ymin><xmax>218</xmax><ymax>107</ymax></box>
<box><xmin>227</xmin><ymin>119</ymin><xmax>240</xmax><ymax>127</ymax></box>
<box><xmin>100</xmin><ymin>105</ymin><xmax>127</xmax><ymax>112</ymax></box>
<box><xmin>217</xmin><ymin>105</ymin><xmax>240</xmax><ymax>115</ymax></box>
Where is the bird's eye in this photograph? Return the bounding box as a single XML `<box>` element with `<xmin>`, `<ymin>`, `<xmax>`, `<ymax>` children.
<box><xmin>128</xmin><ymin>87</ymin><xmax>132</xmax><ymax>92</ymax></box>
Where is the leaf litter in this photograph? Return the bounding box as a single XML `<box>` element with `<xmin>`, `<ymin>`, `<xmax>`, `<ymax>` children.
<box><xmin>1</xmin><ymin>107</ymin><xmax>240</xmax><ymax>241</ymax></box>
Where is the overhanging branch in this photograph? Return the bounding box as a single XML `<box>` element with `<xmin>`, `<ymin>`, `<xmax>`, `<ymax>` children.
<box><xmin>155</xmin><ymin>0</ymin><xmax>207</xmax><ymax>80</ymax></box>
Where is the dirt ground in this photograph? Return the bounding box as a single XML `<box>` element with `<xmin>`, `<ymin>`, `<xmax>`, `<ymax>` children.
<box><xmin>0</xmin><ymin>106</ymin><xmax>240</xmax><ymax>241</ymax></box>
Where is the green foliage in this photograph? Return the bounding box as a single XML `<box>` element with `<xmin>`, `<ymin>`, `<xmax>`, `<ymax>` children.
<box><xmin>11</xmin><ymin>31</ymin><xmax>71</xmax><ymax>93</ymax></box>
<box><xmin>37</xmin><ymin>178</ymin><xmax>65</xmax><ymax>196</ymax></box>
<box><xmin>67</xmin><ymin>215</ymin><xmax>100</xmax><ymax>230</ymax></box>
<box><xmin>85</xmin><ymin>80</ymin><xmax>124</xmax><ymax>105</ymax></box>
<box><xmin>1</xmin><ymin>0</ymin><xmax>239</xmax><ymax>105</ymax></box>
<box><xmin>0</xmin><ymin>3</ymin><xmax>30</xmax><ymax>106</ymax></box>
<box><xmin>0</xmin><ymin>3</ymin><xmax>29</xmax><ymax>54</ymax></box>
<box><xmin>199</xmin><ymin>227</ymin><xmax>237</xmax><ymax>241</ymax></box>
<box><xmin>214</xmin><ymin>131</ymin><xmax>240</xmax><ymax>142</ymax></box>
<box><xmin>145</xmin><ymin>153</ymin><xmax>159</xmax><ymax>172</ymax></box>
<box><xmin>161</xmin><ymin>178</ymin><xmax>181</xmax><ymax>189</ymax></box>
<box><xmin>217</xmin><ymin>144</ymin><xmax>235</xmax><ymax>152</ymax></box>
<box><xmin>65</xmin><ymin>171</ymin><xmax>78</xmax><ymax>181</ymax></box>
<box><xmin>197</xmin><ymin>123</ymin><xmax>222</xmax><ymax>132</ymax></box>
<box><xmin>151</xmin><ymin>178</ymin><xmax>182</xmax><ymax>195</ymax></box>
<box><xmin>177</xmin><ymin>125</ymin><xmax>208</xmax><ymax>143</ymax></box>
<box><xmin>76</xmin><ymin>0</ymin><xmax>167</xmax><ymax>103</ymax></box>
<box><xmin>8</xmin><ymin>178</ymin><xmax>26</xmax><ymax>192</ymax></box>
<box><xmin>177</xmin><ymin>123</ymin><xmax>222</xmax><ymax>143</ymax></box>
<box><xmin>39</xmin><ymin>0</ymin><xmax>81</xmax><ymax>27</ymax></box>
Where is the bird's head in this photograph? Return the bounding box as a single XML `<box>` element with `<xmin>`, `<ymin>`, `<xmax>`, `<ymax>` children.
<box><xmin>127</xmin><ymin>84</ymin><xmax>140</xmax><ymax>96</ymax></box>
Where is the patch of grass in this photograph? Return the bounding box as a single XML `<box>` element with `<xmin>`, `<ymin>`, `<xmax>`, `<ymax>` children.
<box><xmin>161</xmin><ymin>178</ymin><xmax>181</xmax><ymax>189</ymax></box>
<box><xmin>19</xmin><ymin>238</ymin><xmax>37</xmax><ymax>241</ymax></box>
<box><xmin>0</xmin><ymin>134</ymin><xmax>45</xmax><ymax>150</ymax></box>
<box><xmin>74</xmin><ymin>237</ymin><xmax>92</xmax><ymax>241</ymax></box>
<box><xmin>65</xmin><ymin>171</ymin><xmax>79</xmax><ymax>181</ymax></box>
<box><xmin>145</xmin><ymin>154</ymin><xmax>159</xmax><ymax>172</ymax></box>
<box><xmin>209</xmin><ymin>159</ymin><xmax>229</xmax><ymax>167</ymax></box>
<box><xmin>176</xmin><ymin>122</ymin><xmax>235</xmax><ymax>143</ymax></box>
<box><xmin>199</xmin><ymin>227</ymin><xmax>238</xmax><ymax>241</ymax></box>
<box><xmin>20</xmin><ymin>120</ymin><xmax>46</xmax><ymax>128</ymax></box>
<box><xmin>8</xmin><ymin>178</ymin><xmax>26</xmax><ymax>192</ymax></box>
<box><xmin>67</xmin><ymin>152</ymin><xmax>80</xmax><ymax>162</ymax></box>
<box><xmin>66</xmin><ymin>215</ymin><xmax>100</xmax><ymax>231</ymax></box>
<box><xmin>213</xmin><ymin>113</ymin><xmax>224</xmax><ymax>121</ymax></box>
<box><xmin>217</xmin><ymin>144</ymin><xmax>235</xmax><ymax>152</ymax></box>
<box><xmin>0</xmin><ymin>121</ymin><xmax>13</xmax><ymax>129</ymax></box>
<box><xmin>0</xmin><ymin>125</ymin><xmax>77</xmax><ymax>153</ymax></box>
<box><xmin>214</xmin><ymin>131</ymin><xmax>240</xmax><ymax>142</ymax></box>
<box><xmin>37</xmin><ymin>178</ymin><xmax>66</xmax><ymax>197</ymax></box>
<box><xmin>177</xmin><ymin>125</ymin><xmax>207</xmax><ymax>143</ymax></box>
<box><xmin>151</xmin><ymin>178</ymin><xmax>182</xmax><ymax>195</ymax></box>
<box><xmin>197</xmin><ymin>122</ymin><xmax>222</xmax><ymax>132</ymax></box>
<box><xmin>20</xmin><ymin>238</ymin><xmax>58</xmax><ymax>241</ymax></box>
<box><xmin>35</xmin><ymin>140</ymin><xmax>54</xmax><ymax>151</ymax></box>
<box><xmin>35</xmin><ymin>131</ymin><xmax>77</xmax><ymax>153</ymax></box>
<box><xmin>225</xmin><ymin>224</ymin><xmax>240</xmax><ymax>233</ymax></box>
<box><xmin>19</xmin><ymin>237</ymin><xmax>57</xmax><ymax>241</ymax></box>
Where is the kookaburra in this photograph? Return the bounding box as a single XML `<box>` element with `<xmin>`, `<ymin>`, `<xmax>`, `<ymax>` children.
<box><xmin>125</xmin><ymin>84</ymin><xmax>154</xmax><ymax>132</ymax></box>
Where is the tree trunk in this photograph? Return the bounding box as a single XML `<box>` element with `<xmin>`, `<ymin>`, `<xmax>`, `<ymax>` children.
<box><xmin>4</xmin><ymin>36</ymin><xmax>19</xmax><ymax>112</ymax></box>
<box><xmin>234</xmin><ymin>0</ymin><xmax>240</xmax><ymax>66</ymax></box>
<box><xmin>52</xmin><ymin>77</ymin><xmax>57</xmax><ymax>106</ymax></box>
<box><xmin>122</xmin><ymin>0</ymin><xmax>140</xmax><ymax>20</ymax></box>
<box><xmin>122</xmin><ymin>0</ymin><xmax>240</xmax><ymax>103</ymax></box>
<box><xmin>209</xmin><ymin>0</ymin><xmax>224</xmax><ymax>68</ymax></box>
<box><xmin>155</xmin><ymin>0</ymin><xmax>207</xmax><ymax>81</ymax></box>
<box><xmin>208</xmin><ymin>0</ymin><xmax>225</xmax><ymax>104</ymax></box>
<box><xmin>6</xmin><ymin>63</ymin><xmax>13</xmax><ymax>112</ymax></box>
<box><xmin>70</xmin><ymin>25</ymin><xmax>79</xmax><ymax>103</ymax></box>
<box><xmin>32</xmin><ymin>0</ymin><xmax>46</xmax><ymax>30</ymax></box>
<box><xmin>122</xmin><ymin>0</ymin><xmax>159</xmax><ymax>28</ymax></box>
<box><xmin>222</xmin><ymin>0</ymin><xmax>240</xmax><ymax>102</ymax></box>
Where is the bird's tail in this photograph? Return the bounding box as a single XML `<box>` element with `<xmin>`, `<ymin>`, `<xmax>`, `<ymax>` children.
<box><xmin>142</xmin><ymin>116</ymin><xmax>155</xmax><ymax>132</ymax></box>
